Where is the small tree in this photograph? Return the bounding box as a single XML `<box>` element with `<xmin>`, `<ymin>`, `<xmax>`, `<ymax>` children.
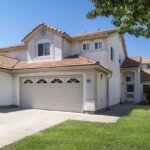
<box><xmin>87</xmin><ymin>0</ymin><xmax>150</xmax><ymax>38</ymax></box>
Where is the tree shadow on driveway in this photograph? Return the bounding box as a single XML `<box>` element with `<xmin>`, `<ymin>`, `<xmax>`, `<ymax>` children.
<box><xmin>0</xmin><ymin>107</ymin><xmax>27</xmax><ymax>113</ymax></box>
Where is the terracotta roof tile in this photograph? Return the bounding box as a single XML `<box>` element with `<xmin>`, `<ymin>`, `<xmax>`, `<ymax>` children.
<box><xmin>0</xmin><ymin>44</ymin><xmax>26</xmax><ymax>52</ymax></box>
<box><xmin>22</xmin><ymin>23</ymin><xmax>71</xmax><ymax>42</ymax></box>
<box><xmin>121</xmin><ymin>56</ymin><xmax>141</xmax><ymax>68</ymax></box>
<box><xmin>72</xmin><ymin>29</ymin><xmax>117</xmax><ymax>40</ymax></box>
<box><xmin>13</xmin><ymin>55</ymin><xmax>99</xmax><ymax>70</ymax></box>
<box><xmin>142</xmin><ymin>58</ymin><xmax>150</xmax><ymax>64</ymax></box>
<box><xmin>0</xmin><ymin>55</ymin><xmax>18</xmax><ymax>69</ymax></box>
<box><xmin>0</xmin><ymin>54</ymin><xmax>111</xmax><ymax>73</ymax></box>
<box><xmin>141</xmin><ymin>69</ymin><xmax>150</xmax><ymax>82</ymax></box>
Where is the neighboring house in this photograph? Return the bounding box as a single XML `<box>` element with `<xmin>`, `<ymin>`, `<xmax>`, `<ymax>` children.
<box><xmin>0</xmin><ymin>23</ymin><xmax>149</xmax><ymax>113</ymax></box>
<box><xmin>121</xmin><ymin>57</ymin><xmax>150</xmax><ymax>103</ymax></box>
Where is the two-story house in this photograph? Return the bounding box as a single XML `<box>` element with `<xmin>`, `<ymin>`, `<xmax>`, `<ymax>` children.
<box><xmin>0</xmin><ymin>23</ymin><xmax>149</xmax><ymax>113</ymax></box>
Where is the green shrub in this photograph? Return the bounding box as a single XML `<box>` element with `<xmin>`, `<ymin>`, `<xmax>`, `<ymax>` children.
<box><xmin>139</xmin><ymin>100</ymin><xmax>149</xmax><ymax>105</ymax></box>
<box><xmin>145</xmin><ymin>87</ymin><xmax>150</xmax><ymax>104</ymax></box>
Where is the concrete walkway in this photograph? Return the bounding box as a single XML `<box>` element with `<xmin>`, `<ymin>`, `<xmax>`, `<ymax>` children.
<box><xmin>0</xmin><ymin>108</ymin><xmax>119</xmax><ymax>148</ymax></box>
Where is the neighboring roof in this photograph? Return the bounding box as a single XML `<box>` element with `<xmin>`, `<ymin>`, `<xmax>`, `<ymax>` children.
<box><xmin>142</xmin><ymin>58</ymin><xmax>150</xmax><ymax>64</ymax></box>
<box><xmin>0</xmin><ymin>44</ymin><xmax>26</xmax><ymax>52</ymax></box>
<box><xmin>121</xmin><ymin>56</ymin><xmax>141</xmax><ymax>68</ymax></box>
<box><xmin>0</xmin><ymin>55</ymin><xmax>111</xmax><ymax>73</ymax></box>
<box><xmin>22</xmin><ymin>23</ymin><xmax>71</xmax><ymax>42</ymax></box>
<box><xmin>72</xmin><ymin>29</ymin><xmax>117</xmax><ymax>40</ymax></box>
<box><xmin>141</xmin><ymin>69</ymin><xmax>150</xmax><ymax>82</ymax></box>
<box><xmin>0</xmin><ymin>55</ymin><xmax>18</xmax><ymax>69</ymax></box>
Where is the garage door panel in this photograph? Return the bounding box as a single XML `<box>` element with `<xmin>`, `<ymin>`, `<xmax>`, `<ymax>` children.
<box><xmin>20</xmin><ymin>76</ymin><xmax>83</xmax><ymax>112</ymax></box>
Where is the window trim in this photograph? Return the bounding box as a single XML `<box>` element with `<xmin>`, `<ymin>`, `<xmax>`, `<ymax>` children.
<box><xmin>94</xmin><ymin>41</ymin><xmax>103</xmax><ymax>50</ymax></box>
<box><xmin>51</xmin><ymin>79</ymin><xmax>63</xmax><ymax>84</ymax></box>
<box><xmin>82</xmin><ymin>43</ymin><xmax>91</xmax><ymax>51</ymax></box>
<box><xmin>37</xmin><ymin>79</ymin><xmax>47</xmax><ymax>84</ymax></box>
<box><xmin>24</xmin><ymin>79</ymin><xmax>33</xmax><ymax>84</ymax></box>
<box><xmin>67</xmin><ymin>78</ymin><xmax>80</xmax><ymax>83</ymax></box>
<box><xmin>147</xmin><ymin>64</ymin><xmax>150</xmax><ymax>69</ymax></box>
<box><xmin>38</xmin><ymin>42</ymin><xmax>50</xmax><ymax>57</ymax></box>
<box><xmin>127</xmin><ymin>84</ymin><xmax>134</xmax><ymax>92</ymax></box>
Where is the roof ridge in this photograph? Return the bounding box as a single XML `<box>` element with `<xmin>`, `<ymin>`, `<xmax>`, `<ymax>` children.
<box><xmin>22</xmin><ymin>23</ymin><xmax>71</xmax><ymax>42</ymax></box>
<box><xmin>0</xmin><ymin>44</ymin><xmax>25</xmax><ymax>50</ymax></box>
<box><xmin>72</xmin><ymin>29</ymin><xmax>117</xmax><ymax>38</ymax></box>
<box><xmin>129</xmin><ymin>56</ymin><xmax>141</xmax><ymax>58</ymax></box>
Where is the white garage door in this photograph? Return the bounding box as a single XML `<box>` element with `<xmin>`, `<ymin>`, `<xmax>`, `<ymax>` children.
<box><xmin>20</xmin><ymin>76</ymin><xmax>83</xmax><ymax>112</ymax></box>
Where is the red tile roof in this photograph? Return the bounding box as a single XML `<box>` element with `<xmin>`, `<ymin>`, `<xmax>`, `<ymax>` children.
<box><xmin>72</xmin><ymin>29</ymin><xmax>117</xmax><ymax>40</ymax></box>
<box><xmin>0</xmin><ymin>55</ymin><xmax>111</xmax><ymax>73</ymax></box>
<box><xmin>142</xmin><ymin>58</ymin><xmax>150</xmax><ymax>64</ymax></box>
<box><xmin>121</xmin><ymin>56</ymin><xmax>141</xmax><ymax>68</ymax></box>
<box><xmin>0</xmin><ymin>55</ymin><xmax>18</xmax><ymax>70</ymax></box>
<box><xmin>13</xmin><ymin>55</ymin><xmax>100</xmax><ymax>70</ymax></box>
<box><xmin>141</xmin><ymin>69</ymin><xmax>150</xmax><ymax>82</ymax></box>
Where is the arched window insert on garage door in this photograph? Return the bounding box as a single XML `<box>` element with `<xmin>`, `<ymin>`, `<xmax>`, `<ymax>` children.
<box><xmin>67</xmin><ymin>78</ymin><xmax>80</xmax><ymax>83</ymax></box>
<box><xmin>24</xmin><ymin>79</ymin><xmax>33</xmax><ymax>84</ymax></box>
<box><xmin>37</xmin><ymin>79</ymin><xmax>47</xmax><ymax>84</ymax></box>
<box><xmin>51</xmin><ymin>79</ymin><xmax>63</xmax><ymax>83</ymax></box>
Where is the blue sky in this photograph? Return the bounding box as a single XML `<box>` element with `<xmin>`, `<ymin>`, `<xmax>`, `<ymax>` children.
<box><xmin>0</xmin><ymin>0</ymin><xmax>149</xmax><ymax>57</ymax></box>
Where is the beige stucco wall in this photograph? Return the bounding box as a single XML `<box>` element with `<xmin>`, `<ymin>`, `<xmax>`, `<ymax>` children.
<box><xmin>69</xmin><ymin>39</ymin><xmax>108</xmax><ymax>68</ymax></box>
<box><xmin>97</xmin><ymin>72</ymin><xmax>107</xmax><ymax>110</ymax></box>
<box><xmin>84</xmin><ymin>71</ymin><xmax>107</xmax><ymax>111</ymax></box>
<box><xmin>0</xmin><ymin>71</ymin><xmax>12</xmax><ymax>106</ymax></box>
<box><xmin>27</xmin><ymin>29</ymin><xmax>63</xmax><ymax>63</ymax></box>
<box><xmin>69</xmin><ymin>33</ymin><xmax>126</xmax><ymax>107</ymax></box>
<box><xmin>106</xmin><ymin>34</ymin><xmax>126</xmax><ymax>106</ymax></box>
<box><xmin>0</xmin><ymin>49</ymin><xmax>27</xmax><ymax>60</ymax></box>
<box><xmin>62</xmin><ymin>39</ymin><xmax>71</xmax><ymax>58</ymax></box>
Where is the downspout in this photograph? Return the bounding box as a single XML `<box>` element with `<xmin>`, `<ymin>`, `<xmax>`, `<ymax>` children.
<box><xmin>106</xmin><ymin>73</ymin><xmax>112</xmax><ymax>109</ymax></box>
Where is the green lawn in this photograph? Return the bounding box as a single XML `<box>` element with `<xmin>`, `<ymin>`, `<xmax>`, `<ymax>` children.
<box><xmin>2</xmin><ymin>105</ymin><xmax>150</xmax><ymax>150</ymax></box>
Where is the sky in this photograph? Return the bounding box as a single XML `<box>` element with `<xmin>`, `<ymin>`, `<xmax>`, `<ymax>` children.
<box><xmin>0</xmin><ymin>0</ymin><xmax>149</xmax><ymax>57</ymax></box>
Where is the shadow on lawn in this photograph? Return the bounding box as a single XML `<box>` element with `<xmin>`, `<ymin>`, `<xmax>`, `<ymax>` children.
<box><xmin>97</xmin><ymin>102</ymin><xmax>136</xmax><ymax>117</ymax></box>
<box><xmin>133</xmin><ymin>105</ymin><xmax>150</xmax><ymax>111</ymax></box>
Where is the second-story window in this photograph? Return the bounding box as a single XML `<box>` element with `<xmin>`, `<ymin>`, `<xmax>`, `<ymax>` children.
<box><xmin>111</xmin><ymin>47</ymin><xmax>114</xmax><ymax>61</ymax></box>
<box><xmin>95</xmin><ymin>42</ymin><xmax>102</xmax><ymax>49</ymax></box>
<box><xmin>147</xmin><ymin>64</ymin><xmax>150</xmax><ymax>69</ymax></box>
<box><xmin>38</xmin><ymin>43</ymin><xmax>50</xmax><ymax>56</ymax></box>
<box><xmin>83</xmin><ymin>43</ymin><xmax>90</xmax><ymax>51</ymax></box>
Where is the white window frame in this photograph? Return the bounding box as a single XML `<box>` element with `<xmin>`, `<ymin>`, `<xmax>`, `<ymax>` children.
<box><xmin>37</xmin><ymin>39</ymin><xmax>51</xmax><ymax>58</ymax></box>
<box><xmin>147</xmin><ymin>64</ymin><xmax>150</xmax><ymax>69</ymax></box>
<box><xmin>94</xmin><ymin>41</ymin><xmax>103</xmax><ymax>50</ymax></box>
<box><xmin>82</xmin><ymin>43</ymin><xmax>91</xmax><ymax>51</ymax></box>
<box><xmin>38</xmin><ymin>42</ymin><xmax>50</xmax><ymax>57</ymax></box>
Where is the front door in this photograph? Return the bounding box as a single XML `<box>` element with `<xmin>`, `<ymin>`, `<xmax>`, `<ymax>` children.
<box><xmin>126</xmin><ymin>84</ymin><xmax>135</xmax><ymax>101</ymax></box>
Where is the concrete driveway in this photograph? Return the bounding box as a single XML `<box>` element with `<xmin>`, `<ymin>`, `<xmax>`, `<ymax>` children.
<box><xmin>0</xmin><ymin>108</ymin><xmax>119</xmax><ymax>148</ymax></box>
